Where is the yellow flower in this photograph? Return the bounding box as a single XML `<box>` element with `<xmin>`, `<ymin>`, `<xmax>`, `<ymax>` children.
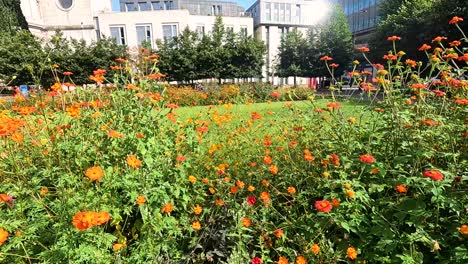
<box><xmin>322</xmin><ymin>172</ymin><xmax>330</xmax><ymax>178</ymax></box>
<box><xmin>247</xmin><ymin>185</ymin><xmax>255</xmax><ymax>192</ymax></box>
<box><xmin>344</xmin><ymin>183</ymin><xmax>351</xmax><ymax>189</ymax></box>
<box><xmin>346</xmin><ymin>190</ymin><xmax>355</xmax><ymax>198</ymax></box>
<box><xmin>188</xmin><ymin>175</ymin><xmax>197</xmax><ymax>184</ymax></box>
<box><xmin>192</xmin><ymin>221</ymin><xmax>201</xmax><ymax>231</ymax></box>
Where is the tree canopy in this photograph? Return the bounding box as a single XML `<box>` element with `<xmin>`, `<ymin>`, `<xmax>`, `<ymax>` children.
<box><xmin>0</xmin><ymin>0</ymin><xmax>29</xmax><ymax>33</ymax></box>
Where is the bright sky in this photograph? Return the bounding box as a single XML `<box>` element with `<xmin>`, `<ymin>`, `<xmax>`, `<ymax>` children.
<box><xmin>111</xmin><ymin>0</ymin><xmax>256</xmax><ymax>11</ymax></box>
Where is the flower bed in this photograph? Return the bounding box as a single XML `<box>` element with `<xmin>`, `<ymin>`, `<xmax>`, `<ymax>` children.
<box><xmin>0</xmin><ymin>16</ymin><xmax>467</xmax><ymax>264</ymax></box>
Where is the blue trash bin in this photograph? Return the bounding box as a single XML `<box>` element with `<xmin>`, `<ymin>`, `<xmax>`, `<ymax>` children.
<box><xmin>20</xmin><ymin>85</ymin><xmax>28</xmax><ymax>97</ymax></box>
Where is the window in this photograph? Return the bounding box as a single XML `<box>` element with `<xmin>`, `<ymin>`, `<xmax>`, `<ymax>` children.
<box><xmin>295</xmin><ymin>4</ymin><xmax>301</xmax><ymax>23</ymax></box>
<box><xmin>273</xmin><ymin>3</ymin><xmax>279</xmax><ymax>21</ymax></box>
<box><xmin>279</xmin><ymin>3</ymin><xmax>285</xmax><ymax>22</ymax></box>
<box><xmin>226</xmin><ymin>25</ymin><xmax>234</xmax><ymax>33</ymax></box>
<box><xmin>285</xmin><ymin>4</ymin><xmax>291</xmax><ymax>22</ymax></box>
<box><xmin>126</xmin><ymin>3</ymin><xmax>136</xmax><ymax>11</ymax></box>
<box><xmin>240</xmin><ymin>26</ymin><xmax>247</xmax><ymax>36</ymax></box>
<box><xmin>136</xmin><ymin>24</ymin><xmax>153</xmax><ymax>47</ymax></box>
<box><xmin>162</xmin><ymin>24</ymin><xmax>178</xmax><ymax>41</ymax></box>
<box><xmin>164</xmin><ymin>1</ymin><xmax>173</xmax><ymax>10</ymax></box>
<box><xmin>211</xmin><ymin>5</ymin><xmax>222</xmax><ymax>15</ymax></box>
<box><xmin>196</xmin><ymin>25</ymin><xmax>205</xmax><ymax>38</ymax></box>
<box><xmin>265</xmin><ymin>2</ymin><xmax>271</xmax><ymax>21</ymax></box>
<box><xmin>151</xmin><ymin>1</ymin><xmax>162</xmax><ymax>10</ymax></box>
<box><xmin>110</xmin><ymin>26</ymin><xmax>126</xmax><ymax>45</ymax></box>
<box><xmin>57</xmin><ymin>0</ymin><xmax>73</xmax><ymax>10</ymax></box>
<box><xmin>138</xmin><ymin>2</ymin><xmax>151</xmax><ymax>11</ymax></box>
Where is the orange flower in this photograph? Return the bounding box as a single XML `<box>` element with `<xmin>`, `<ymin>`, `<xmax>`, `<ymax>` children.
<box><xmin>287</xmin><ymin>186</ymin><xmax>296</xmax><ymax>194</ymax></box>
<box><xmin>136</xmin><ymin>196</ymin><xmax>146</xmax><ymax>205</ymax></box>
<box><xmin>419</xmin><ymin>44</ymin><xmax>431</xmax><ymax>51</ymax></box>
<box><xmin>395</xmin><ymin>185</ymin><xmax>407</xmax><ymax>193</ymax></box>
<box><xmin>320</xmin><ymin>55</ymin><xmax>333</xmax><ymax>61</ymax></box>
<box><xmin>136</xmin><ymin>132</ymin><xmax>145</xmax><ymax>138</ymax></box>
<box><xmin>260</xmin><ymin>191</ymin><xmax>270</xmax><ymax>203</ymax></box>
<box><xmin>215</xmin><ymin>199</ymin><xmax>225</xmax><ymax>206</ymax></box>
<box><xmin>346</xmin><ymin>190</ymin><xmax>355</xmax><ymax>198</ymax></box>
<box><xmin>296</xmin><ymin>256</ymin><xmax>307</xmax><ymax>264</ymax></box>
<box><xmin>72</xmin><ymin>211</ymin><xmax>110</xmax><ymax>231</ymax></box>
<box><xmin>432</xmin><ymin>36</ymin><xmax>447</xmax><ymax>43</ymax></box>
<box><xmin>193</xmin><ymin>205</ymin><xmax>203</xmax><ymax>215</ymax></box>
<box><xmin>248</xmin><ymin>185</ymin><xmax>255</xmax><ymax>192</ymax></box>
<box><xmin>262</xmin><ymin>179</ymin><xmax>270</xmax><ymax>187</ymax></box>
<box><xmin>405</xmin><ymin>59</ymin><xmax>417</xmax><ymax>67</ymax></box>
<box><xmin>359</xmin><ymin>154</ymin><xmax>375</xmax><ymax>164</ymax></box>
<box><xmin>311</xmin><ymin>243</ymin><xmax>320</xmax><ymax>255</ymax></box>
<box><xmin>273</xmin><ymin>229</ymin><xmax>284</xmax><ymax>238</ymax></box>
<box><xmin>277</xmin><ymin>256</ymin><xmax>289</xmax><ymax>264</ymax></box>
<box><xmin>357</xmin><ymin>46</ymin><xmax>370</xmax><ymax>52</ymax></box>
<box><xmin>126</xmin><ymin>155</ymin><xmax>142</xmax><ymax>169</ymax></box>
<box><xmin>251</xmin><ymin>112</ymin><xmax>263</xmax><ymax>120</ymax></box>
<box><xmin>387</xmin><ymin>35</ymin><xmax>401</xmax><ymax>41</ymax></box>
<box><xmin>263</xmin><ymin>155</ymin><xmax>273</xmax><ymax>165</ymax></box>
<box><xmin>329</xmin><ymin>63</ymin><xmax>339</xmax><ymax>68</ymax></box>
<box><xmin>192</xmin><ymin>221</ymin><xmax>201</xmax><ymax>231</ymax></box>
<box><xmin>107</xmin><ymin>130</ymin><xmax>125</xmax><ymax>138</ymax></box>
<box><xmin>0</xmin><ymin>228</ymin><xmax>8</xmax><ymax>246</ymax></box>
<box><xmin>460</xmin><ymin>225</ymin><xmax>468</xmax><ymax>235</ymax></box>
<box><xmin>269</xmin><ymin>165</ymin><xmax>278</xmax><ymax>174</ymax></box>
<box><xmin>161</xmin><ymin>203</ymin><xmax>174</xmax><ymax>214</ymax></box>
<box><xmin>85</xmin><ymin>166</ymin><xmax>104</xmax><ymax>181</ymax></box>
<box><xmin>66</xmin><ymin>106</ymin><xmax>80</xmax><ymax>117</ymax></box>
<box><xmin>242</xmin><ymin>217</ymin><xmax>251</xmax><ymax>227</ymax></box>
<box><xmin>423</xmin><ymin>170</ymin><xmax>444</xmax><ymax>181</ymax></box>
<box><xmin>371</xmin><ymin>167</ymin><xmax>379</xmax><ymax>175</ymax></box>
<box><xmin>331</xmin><ymin>198</ymin><xmax>340</xmax><ymax>207</ymax></box>
<box><xmin>236</xmin><ymin>180</ymin><xmax>245</xmax><ymax>189</ymax></box>
<box><xmin>449</xmin><ymin>16</ymin><xmax>464</xmax><ymax>24</ymax></box>
<box><xmin>329</xmin><ymin>153</ymin><xmax>340</xmax><ymax>165</ymax></box>
<box><xmin>347</xmin><ymin>246</ymin><xmax>358</xmax><ymax>260</ymax></box>
<box><xmin>113</xmin><ymin>243</ymin><xmax>126</xmax><ymax>251</ymax></box>
<box><xmin>326</xmin><ymin>102</ymin><xmax>341</xmax><ymax>110</ymax></box>
<box><xmin>230</xmin><ymin>186</ymin><xmax>238</xmax><ymax>194</ymax></box>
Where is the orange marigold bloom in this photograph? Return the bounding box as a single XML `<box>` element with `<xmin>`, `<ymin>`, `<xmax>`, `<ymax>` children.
<box><xmin>449</xmin><ymin>16</ymin><xmax>464</xmax><ymax>24</ymax></box>
<box><xmin>126</xmin><ymin>155</ymin><xmax>142</xmax><ymax>169</ymax></box>
<box><xmin>85</xmin><ymin>166</ymin><xmax>104</xmax><ymax>181</ymax></box>
<box><xmin>236</xmin><ymin>180</ymin><xmax>245</xmax><ymax>189</ymax></box>
<box><xmin>161</xmin><ymin>202</ymin><xmax>174</xmax><ymax>213</ymax></box>
<box><xmin>242</xmin><ymin>217</ymin><xmax>251</xmax><ymax>227</ymax></box>
<box><xmin>347</xmin><ymin>247</ymin><xmax>358</xmax><ymax>260</ymax></box>
<box><xmin>248</xmin><ymin>185</ymin><xmax>255</xmax><ymax>192</ymax></box>
<box><xmin>329</xmin><ymin>63</ymin><xmax>339</xmax><ymax>68</ymax></box>
<box><xmin>326</xmin><ymin>102</ymin><xmax>341</xmax><ymax>109</ymax></box>
<box><xmin>192</xmin><ymin>221</ymin><xmax>201</xmax><ymax>231</ymax></box>
<box><xmin>10</xmin><ymin>132</ymin><xmax>23</xmax><ymax>143</ymax></box>
<box><xmin>269</xmin><ymin>165</ymin><xmax>278</xmax><ymax>174</ymax></box>
<box><xmin>215</xmin><ymin>199</ymin><xmax>225</xmax><ymax>206</ymax></box>
<box><xmin>260</xmin><ymin>191</ymin><xmax>270</xmax><ymax>203</ymax></box>
<box><xmin>460</xmin><ymin>225</ymin><xmax>468</xmax><ymax>235</ymax></box>
<box><xmin>262</xmin><ymin>179</ymin><xmax>270</xmax><ymax>187</ymax></box>
<box><xmin>311</xmin><ymin>243</ymin><xmax>320</xmax><ymax>255</ymax></box>
<box><xmin>0</xmin><ymin>228</ymin><xmax>8</xmax><ymax>246</ymax></box>
<box><xmin>251</xmin><ymin>111</ymin><xmax>263</xmax><ymax>120</ymax></box>
<box><xmin>230</xmin><ymin>186</ymin><xmax>238</xmax><ymax>194</ymax></box>
<box><xmin>274</xmin><ymin>229</ymin><xmax>284</xmax><ymax>238</ymax></box>
<box><xmin>432</xmin><ymin>36</ymin><xmax>448</xmax><ymax>43</ymax></box>
<box><xmin>329</xmin><ymin>153</ymin><xmax>340</xmax><ymax>166</ymax></box>
<box><xmin>405</xmin><ymin>59</ymin><xmax>417</xmax><ymax>67</ymax></box>
<box><xmin>193</xmin><ymin>205</ymin><xmax>202</xmax><ymax>215</ymax></box>
<box><xmin>371</xmin><ymin>167</ymin><xmax>379</xmax><ymax>175</ymax></box>
<box><xmin>66</xmin><ymin>106</ymin><xmax>80</xmax><ymax>117</ymax></box>
<box><xmin>346</xmin><ymin>190</ymin><xmax>355</xmax><ymax>198</ymax></box>
<box><xmin>287</xmin><ymin>186</ymin><xmax>296</xmax><ymax>194</ymax></box>
<box><xmin>296</xmin><ymin>256</ymin><xmax>307</xmax><ymax>264</ymax></box>
<box><xmin>136</xmin><ymin>196</ymin><xmax>146</xmax><ymax>205</ymax></box>
<box><xmin>277</xmin><ymin>256</ymin><xmax>288</xmax><ymax>264</ymax></box>
<box><xmin>387</xmin><ymin>35</ymin><xmax>401</xmax><ymax>41</ymax></box>
<box><xmin>72</xmin><ymin>211</ymin><xmax>110</xmax><ymax>231</ymax></box>
<box><xmin>395</xmin><ymin>185</ymin><xmax>407</xmax><ymax>193</ymax></box>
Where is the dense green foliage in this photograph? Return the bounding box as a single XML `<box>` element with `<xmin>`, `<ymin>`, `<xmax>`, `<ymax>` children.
<box><xmin>0</xmin><ymin>31</ymin><xmax>127</xmax><ymax>86</ymax></box>
<box><xmin>157</xmin><ymin>16</ymin><xmax>266</xmax><ymax>84</ymax></box>
<box><xmin>0</xmin><ymin>0</ymin><xmax>28</xmax><ymax>33</ymax></box>
<box><xmin>277</xmin><ymin>4</ymin><xmax>353</xmax><ymax>80</ymax></box>
<box><xmin>370</xmin><ymin>0</ymin><xmax>468</xmax><ymax>62</ymax></box>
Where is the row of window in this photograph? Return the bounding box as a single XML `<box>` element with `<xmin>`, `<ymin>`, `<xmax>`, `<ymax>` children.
<box><xmin>125</xmin><ymin>1</ymin><xmax>175</xmax><ymax>12</ymax></box>
<box><xmin>264</xmin><ymin>2</ymin><xmax>301</xmax><ymax>24</ymax></box>
<box><xmin>342</xmin><ymin>0</ymin><xmax>380</xmax><ymax>16</ymax></box>
<box><xmin>109</xmin><ymin>24</ymin><xmax>248</xmax><ymax>46</ymax></box>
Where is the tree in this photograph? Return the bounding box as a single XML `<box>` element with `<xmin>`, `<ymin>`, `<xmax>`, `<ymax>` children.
<box><xmin>369</xmin><ymin>0</ymin><xmax>467</xmax><ymax>63</ymax></box>
<box><xmin>0</xmin><ymin>0</ymin><xmax>29</xmax><ymax>33</ymax></box>
<box><xmin>277</xmin><ymin>29</ymin><xmax>308</xmax><ymax>86</ymax></box>
<box><xmin>316</xmin><ymin>4</ymin><xmax>353</xmax><ymax>77</ymax></box>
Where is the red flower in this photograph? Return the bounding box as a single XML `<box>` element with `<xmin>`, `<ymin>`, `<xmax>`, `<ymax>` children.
<box><xmin>410</xmin><ymin>83</ymin><xmax>427</xmax><ymax>89</ymax></box>
<box><xmin>432</xmin><ymin>36</ymin><xmax>447</xmax><ymax>43</ymax></box>
<box><xmin>270</xmin><ymin>92</ymin><xmax>280</xmax><ymax>98</ymax></box>
<box><xmin>423</xmin><ymin>170</ymin><xmax>444</xmax><ymax>181</ymax></box>
<box><xmin>63</xmin><ymin>71</ymin><xmax>73</xmax><ymax>76</ymax></box>
<box><xmin>357</xmin><ymin>47</ymin><xmax>370</xmax><ymax>52</ymax></box>
<box><xmin>387</xmin><ymin>35</ymin><xmax>401</xmax><ymax>41</ymax></box>
<box><xmin>395</xmin><ymin>184</ymin><xmax>407</xmax><ymax>193</ymax></box>
<box><xmin>449</xmin><ymin>16</ymin><xmax>464</xmax><ymax>24</ymax></box>
<box><xmin>247</xmin><ymin>196</ymin><xmax>257</xmax><ymax>206</ymax></box>
<box><xmin>359</xmin><ymin>154</ymin><xmax>375</xmax><ymax>164</ymax></box>
<box><xmin>166</xmin><ymin>103</ymin><xmax>179</xmax><ymax>109</ymax></box>
<box><xmin>383</xmin><ymin>54</ymin><xmax>397</xmax><ymax>61</ymax></box>
<box><xmin>315</xmin><ymin>200</ymin><xmax>332</xmax><ymax>213</ymax></box>
<box><xmin>320</xmin><ymin>55</ymin><xmax>333</xmax><ymax>61</ymax></box>
<box><xmin>251</xmin><ymin>257</ymin><xmax>262</xmax><ymax>264</ymax></box>
<box><xmin>176</xmin><ymin>155</ymin><xmax>186</xmax><ymax>162</ymax></box>
<box><xmin>329</xmin><ymin>63</ymin><xmax>339</xmax><ymax>68</ymax></box>
<box><xmin>326</xmin><ymin>102</ymin><xmax>341</xmax><ymax>109</ymax></box>
<box><xmin>418</xmin><ymin>44</ymin><xmax>431</xmax><ymax>51</ymax></box>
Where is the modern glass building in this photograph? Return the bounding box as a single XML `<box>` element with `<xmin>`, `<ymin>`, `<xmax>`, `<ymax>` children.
<box><xmin>338</xmin><ymin>0</ymin><xmax>381</xmax><ymax>43</ymax></box>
